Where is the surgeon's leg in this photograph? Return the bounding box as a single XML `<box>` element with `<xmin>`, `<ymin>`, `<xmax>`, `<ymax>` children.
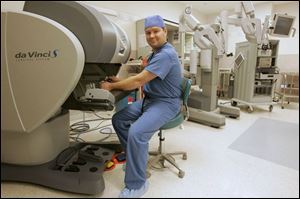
<box><xmin>112</xmin><ymin>100</ymin><xmax>143</xmax><ymax>151</ymax></box>
<box><xmin>124</xmin><ymin>102</ymin><xmax>178</xmax><ymax>189</ymax></box>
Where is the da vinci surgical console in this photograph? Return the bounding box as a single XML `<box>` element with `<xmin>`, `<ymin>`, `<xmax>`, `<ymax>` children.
<box><xmin>1</xmin><ymin>1</ymin><xmax>131</xmax><ymax>195</ymax></box>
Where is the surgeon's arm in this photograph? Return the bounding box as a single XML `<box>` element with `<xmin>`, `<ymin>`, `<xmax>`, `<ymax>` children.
<box><xmin>100</xmin><ymin>70</ymin><xmax>156</xmax><ymax>91</ymax></box>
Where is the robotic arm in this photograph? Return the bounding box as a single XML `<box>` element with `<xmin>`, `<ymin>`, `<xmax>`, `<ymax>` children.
<box><xmin>220</xmin><ymin>1</ymin><xmax>296</xmax><ymax>48</ymax></box>
<box><xmin>193</xmin><ymin>25</ymin><xmax>225</xmax><ymax>55</ymax></box>
<box><xmin>180</xmin><ymin>6</ymin><xmax>225</xmax><ymax>56</ymax></box>
<box><xmin>219</xmin><ymin>1</ymin><xmax>262</xmax><ymax>44</ymax></box>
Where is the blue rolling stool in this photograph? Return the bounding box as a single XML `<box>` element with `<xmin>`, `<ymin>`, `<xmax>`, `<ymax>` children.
<box><xmin>148</xmin><ymin>77</ymin><xmax>192</xmax><ymax>178</ymax></box>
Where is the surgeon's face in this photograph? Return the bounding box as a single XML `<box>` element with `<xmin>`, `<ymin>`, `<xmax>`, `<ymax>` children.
<box><xmin>145</xmin><ymin>27</ymin><xmax>167</xmax><ymax>50</ymax></box>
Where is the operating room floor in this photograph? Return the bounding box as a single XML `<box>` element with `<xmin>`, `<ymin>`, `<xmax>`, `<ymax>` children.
<box><xmin>1</xmin><ymin>102</ymin><xmax>299</xmax><ymax>198</ymax></box>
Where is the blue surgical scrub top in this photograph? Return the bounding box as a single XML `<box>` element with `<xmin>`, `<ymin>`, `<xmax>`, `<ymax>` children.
<box><xmin>143</xmin><ymin>42</ymin><xmax>182</xmax><ymax>104</ymax></box>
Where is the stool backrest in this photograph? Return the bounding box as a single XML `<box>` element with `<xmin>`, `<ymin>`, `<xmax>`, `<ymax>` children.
<box><xmin>181</xmin><ymin>78</ymin><xmax>192</xmax><ymax>120</ymax></box>
<box><xmin>181</xmin><ymin>77</ymin><xmax>192</xmax><ymax>105</ymax></box>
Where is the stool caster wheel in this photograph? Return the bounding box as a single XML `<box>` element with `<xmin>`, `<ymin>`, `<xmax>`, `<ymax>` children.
<box><xmin>183</xmin><ymin>153</ymin><xmax>187</xmax><ymax>160</ymax></box>
<box><xmin>247</xmin><ymin>106</ymin><xmax>253</xmax><ymax>113</ymax></box>
<box><xmin>178</xmin><ymin>170</ymin><xmax>185</xmax><ymax>178</ymax></box>
<box><xmin>269</xmin><ymin>105</ymin><xmax>273</xmax><ymax>112</ymax></box>
<box><xmin>231</xmin><ymin>101</ymin><xmax>237</xmax><ymax>106</ymax></box>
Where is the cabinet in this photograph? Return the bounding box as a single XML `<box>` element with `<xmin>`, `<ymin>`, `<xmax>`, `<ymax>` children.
<box><xmin>218</xmin><ymin>68</ymin><xmax>232</xmax><ymax>99</ymax></box>
<box><xmin>275</xmin><ymin>72</ymin><xmax>299</xmax><ymax>108</ymax></box>
<box><xmin>231</xmin><ymin>40</ymin><xmax>280</xmax><ymax>112</ymax></box>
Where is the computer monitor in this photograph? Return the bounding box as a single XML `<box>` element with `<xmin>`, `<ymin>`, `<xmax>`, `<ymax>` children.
<box><xmin>270</xmin><ymin>14</ymin><xmax>295</xmax><ymax>37</ymax></box>
<box><xmin>234</xmin><ymin>52</ymin><xmax>245</xmax><ymax>69</ymax></box>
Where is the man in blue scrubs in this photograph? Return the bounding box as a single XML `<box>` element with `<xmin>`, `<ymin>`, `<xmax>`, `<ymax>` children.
<box><xmin>100</xmin><ymin>15</ymin><xmax>182</xmax><ymax>198</ymax></box>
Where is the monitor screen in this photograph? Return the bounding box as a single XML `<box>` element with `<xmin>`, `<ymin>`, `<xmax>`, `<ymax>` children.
<box><xmin>271</xmin><ymin>14</ymin><xmax>295</xmax><ymax>37</ymax></box>
<box><xmin>235</xmin><ymin>53</ymin><xmax>245</xmax><ymax>68</ymax></box>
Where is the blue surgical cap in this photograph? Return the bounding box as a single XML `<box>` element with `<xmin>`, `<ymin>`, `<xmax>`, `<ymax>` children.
<box><xmin>144</xmin><ymin>15</ymin><xmax>165</xmax><ymax>29</ymax></box>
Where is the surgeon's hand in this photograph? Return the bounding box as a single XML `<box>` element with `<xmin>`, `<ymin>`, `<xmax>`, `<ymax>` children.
<box><xmin>105</xmin><ymin>76</ymin><xmax>120</xmax><ymax>83</ymax></box>
<box><xmin>100</xmin><ymin>81</ymin><xmax>112</xmax><ymax>91</ymax></box>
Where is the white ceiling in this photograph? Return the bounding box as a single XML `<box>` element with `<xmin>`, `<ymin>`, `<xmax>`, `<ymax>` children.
<box><xmin>177</xmin><ymin>1</ymin><xmax>293</xmax><ymax>15</ymax></box>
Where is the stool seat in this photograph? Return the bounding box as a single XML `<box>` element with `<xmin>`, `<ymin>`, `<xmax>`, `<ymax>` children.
<box><xmin>160</xmin><ymin>112</ymin><xmax>184</xmax><ymax>130</ymax></box>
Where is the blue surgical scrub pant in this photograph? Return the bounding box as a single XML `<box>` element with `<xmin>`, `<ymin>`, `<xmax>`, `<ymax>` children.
<box><xmin>112</xmin><ymin>98</ymin><xmax>180</xmax><ymax>189</ymax></box>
